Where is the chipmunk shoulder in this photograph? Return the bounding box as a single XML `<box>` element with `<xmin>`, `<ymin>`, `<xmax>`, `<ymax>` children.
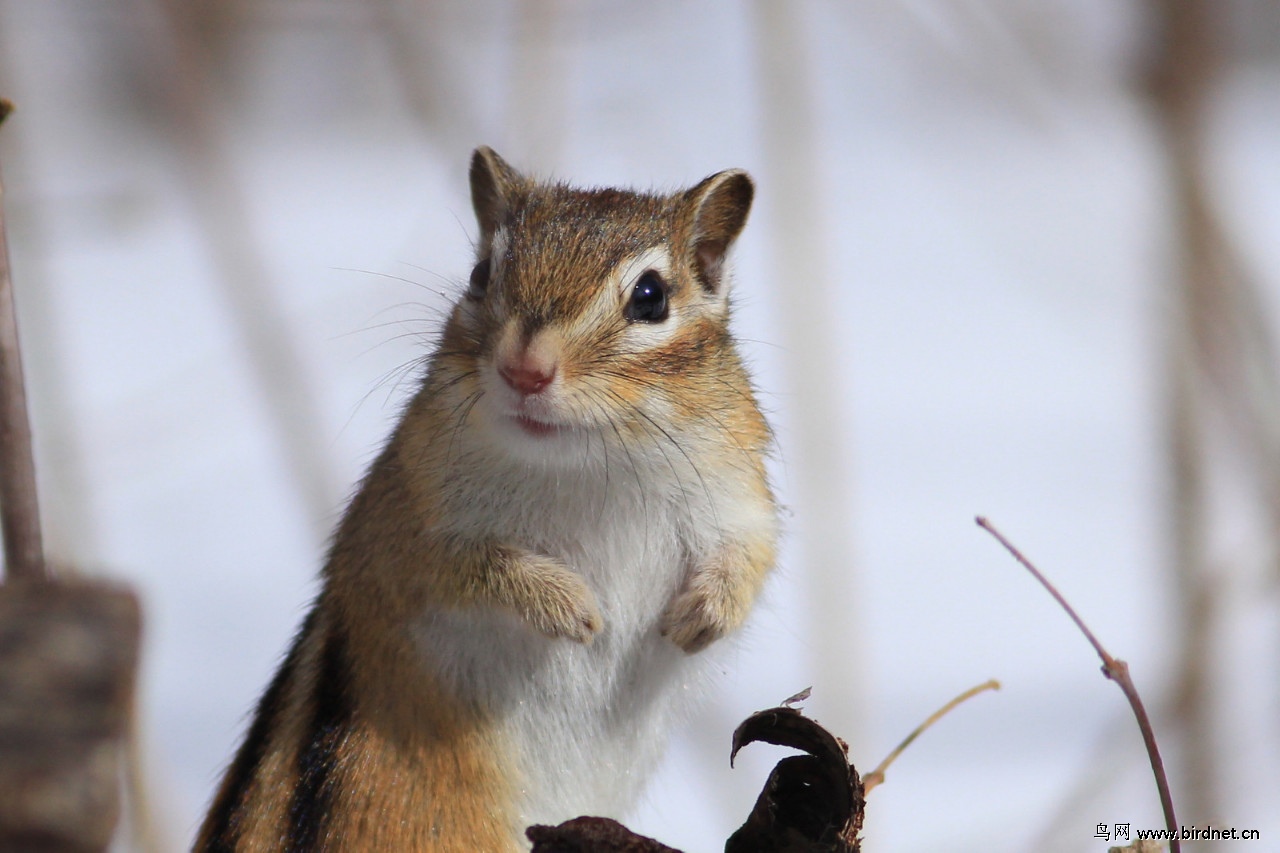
<box><xmin>195</xmin><ymin>147</ymin><xmax>780</xmax><ymax>852</ymax></box>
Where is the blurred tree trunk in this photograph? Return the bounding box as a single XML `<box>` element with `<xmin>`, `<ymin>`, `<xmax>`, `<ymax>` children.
<box><xmin>1147</xmin><ymin>0</ymin><xmax>1280</xmax><ymax>837</ymax></box>
<box><xmin>751</xmin><ymin>0</ymin><xmax>866</xmax><ymax>756</ymax></box>
<box><xmin>1149</xmin><ymin>0</ymin><xmax>1222</xmax><ymax>834</ymax></box>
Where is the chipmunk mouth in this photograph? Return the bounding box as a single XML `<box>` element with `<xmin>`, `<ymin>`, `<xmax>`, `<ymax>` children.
<box><xmin>487</xmin><ymin>379</ymin><xmax>585</xmax><ymax>442</ymax></box>
<box><xmin>502</xmin><ymin>398</ymin><xmax>586</xmax><ymax>439</ymax></box>
<box><xmin>510</xmin><ymin>412</ymin><xmax>564</xmax><ymax>438</ymax></box>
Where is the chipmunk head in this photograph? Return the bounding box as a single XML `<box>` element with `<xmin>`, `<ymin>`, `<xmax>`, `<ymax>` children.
<box><xmin>435</xmin><ymin>147</ymin><xmax>757</xmax><ymax>463</ymax></box>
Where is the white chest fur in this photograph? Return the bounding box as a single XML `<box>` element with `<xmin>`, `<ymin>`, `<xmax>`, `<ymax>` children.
<box><xmin>409</xmin><ymin>440</ymin><xmax>738</xmax><ymax>827</ymax></box>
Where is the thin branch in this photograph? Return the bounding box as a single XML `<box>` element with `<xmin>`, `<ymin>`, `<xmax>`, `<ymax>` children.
<box><xmin>863</xmin><ymin>678</ymin><xmax>1001</xmax><ymax>794</ymax></box>
<box><xmin>0</xmin><ymin>98</ymin><xmax>48</xmax><ymax>582</ymax></box>
<box><xmin>976</xmin><ymin>516</ymin><xmax>1179</xmax><ymax>853</ymax></box>
<box><xmin>0</xmin><ymin>36</ymin><xmax>102</xmax><ymax>569</ymax></box>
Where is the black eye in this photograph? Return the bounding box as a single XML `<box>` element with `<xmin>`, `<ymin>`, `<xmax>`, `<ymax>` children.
<box><xmin>625</xmin><ymin>271</ymin><xmax>669</xmax><ymax>323</ymax></box>
<box><xmin>467</xmin><ymin>258</ymin><xmax>491</xmax><ymax>300</ymax></box>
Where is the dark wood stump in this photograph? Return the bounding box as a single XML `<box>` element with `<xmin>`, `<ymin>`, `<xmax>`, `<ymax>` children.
<box><xmin>0</xmin><ymin>580</ymin><xmax>141</xmax><ymax>852</ymax></box>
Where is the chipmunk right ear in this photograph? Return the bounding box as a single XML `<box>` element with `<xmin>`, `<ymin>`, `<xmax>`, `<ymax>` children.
<box><xmin>470</xmin><ymin>147</ymin><xmax>527</xmax><ymax>248</ymax></box>
<box><xmin>682</xmin><ymin>169</ymin><xmax>754</xmax><ymax>294</ymax></box>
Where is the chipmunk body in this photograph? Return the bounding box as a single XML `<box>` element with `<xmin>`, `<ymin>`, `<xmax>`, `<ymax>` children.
<box><xmin>196</xmin><ymin>148</ymin><xmax>779</xmax><ymax>852</ymax></box>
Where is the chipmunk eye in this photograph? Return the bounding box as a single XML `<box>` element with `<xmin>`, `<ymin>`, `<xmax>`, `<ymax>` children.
<box><xmin>467</xmin><ymin>258</ymin><xmax>491</xmax><ymax>300</ymax></box>
<box><xmin>625</xmin><ymin>271</ymin><xmax>669</xmax><ymax>323</ymax></box>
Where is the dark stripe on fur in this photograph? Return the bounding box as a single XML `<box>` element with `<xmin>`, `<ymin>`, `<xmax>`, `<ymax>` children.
<box><xmin>196</xmin><ymin>610</ymin><xmax>316</xmax><ymax>852</ymax></box>
<box><xmin>287</xmin><ymin>622</ymin><xmax>352</xmax><ymax>850</ymax></box>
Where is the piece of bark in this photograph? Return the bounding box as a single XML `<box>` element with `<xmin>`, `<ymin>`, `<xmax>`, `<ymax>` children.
<box><xmin>524</xmin><ymin>704</ymin><xmax>863</xmax><ymax>853</ymax></box>
<box><xmin>527</xmin><ymin>817</ymin><xmax>683</xmax><ymax>853</ymax></box>
<box><xmin>726</xmin><ymin>706</ymin><xmax>864</xmax><ymax>853</ymax></box>
<box><xmin>0</xmin><ymin>580</ymin><xmax>141</xmax><ymax>852</ymax></box>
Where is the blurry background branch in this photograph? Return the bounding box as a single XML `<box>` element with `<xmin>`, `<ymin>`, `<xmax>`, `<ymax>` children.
<box><xmin>0</xmin><ymin>97</ymin><xmax>46</xmax><ymax>583</ymax></box>
<box><xmin>143</xmin><ymin>0</ymin><xmax>343</xmax><ymax>537</ymax></box>
<box><xmin>0</xmin><ymin>103</ymin><xmax>141</xmax><ymax>853</ymax></box>
<box><xmin>1147</xmin><ymin>0</ymin><xmax>1280</xmax><ymax>841</ymax></box>
<box><xmin>751</xmin><ymin>0</ymin><xmax>866</xmax><ymax>762</ymax></box>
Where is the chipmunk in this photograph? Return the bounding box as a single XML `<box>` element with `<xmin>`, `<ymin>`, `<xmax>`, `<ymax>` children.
<box><xmin>194</xmin><ymin>148</ymin><xmax>780</xmax><ymax>852</ymax></box>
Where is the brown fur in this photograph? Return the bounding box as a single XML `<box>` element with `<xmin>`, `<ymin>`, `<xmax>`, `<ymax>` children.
<box><xmin>196</xmin><ymin>443</ymin><xmax>522</xmax><ymax>852</ymax></box>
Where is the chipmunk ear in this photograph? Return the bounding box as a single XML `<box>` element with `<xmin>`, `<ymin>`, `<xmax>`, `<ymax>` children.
<box><xmin>470</xmin><ymin>147</ymin><xmax>527</xmax><ymax>248</ymax></box>
<box><xmin>682</xmin><ymin>169</ymin><xmax>754</xmax><ymax>294</ymax></box>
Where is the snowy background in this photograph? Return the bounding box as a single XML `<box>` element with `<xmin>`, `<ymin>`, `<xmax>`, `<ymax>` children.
<box><xmin>1</xmin><ymin>1</ymin><xmax>1278</xmax><ymax>851</ymax></box>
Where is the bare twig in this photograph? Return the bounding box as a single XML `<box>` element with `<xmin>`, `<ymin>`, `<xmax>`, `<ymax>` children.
<box><xmin>0</xmin><ymin>98</ymin><xmax>48</xmax><ymax>582</ymax></box>
<box><xmin>976</xmin><ymin>517</ymin><xmax>1180</xmax><ymax>853</ymax></box>
<box><xmin>0</xmin><ymin>38</ymin><xmax>102</xmax><ymax>568</ymax></box>
<box><xmin>862</xmin><ymin>678</ymin><xmax>1000</xmax><ymax>794</ymax></box>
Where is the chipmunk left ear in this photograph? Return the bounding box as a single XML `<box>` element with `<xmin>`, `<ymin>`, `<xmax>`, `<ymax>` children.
<box><xmin>682</xmin><ymin>169</ymin><xmax>754</xmax><ymax>294</ymax></box>
<box><xmin>470</xmin><ymin>147</ymin><xmax>528</xmax><ymax>248</ymax></box>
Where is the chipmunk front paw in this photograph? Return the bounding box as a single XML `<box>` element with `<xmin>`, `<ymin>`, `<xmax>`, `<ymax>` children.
<box><xmin>660</xmin><ymin>567</ymin><xmax>748</xmax><ymax>654</ymax></box>
<box><xmin>516</xmin><ymin>554</ymin><xmax>603</xmax><ymax>644</ymax></box>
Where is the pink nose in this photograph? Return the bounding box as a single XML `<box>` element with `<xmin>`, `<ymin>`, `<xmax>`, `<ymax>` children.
<box><xmin>499</xmin><ymin>359</ymin><xmax>556</xmax><ymax>395</ymax></box>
